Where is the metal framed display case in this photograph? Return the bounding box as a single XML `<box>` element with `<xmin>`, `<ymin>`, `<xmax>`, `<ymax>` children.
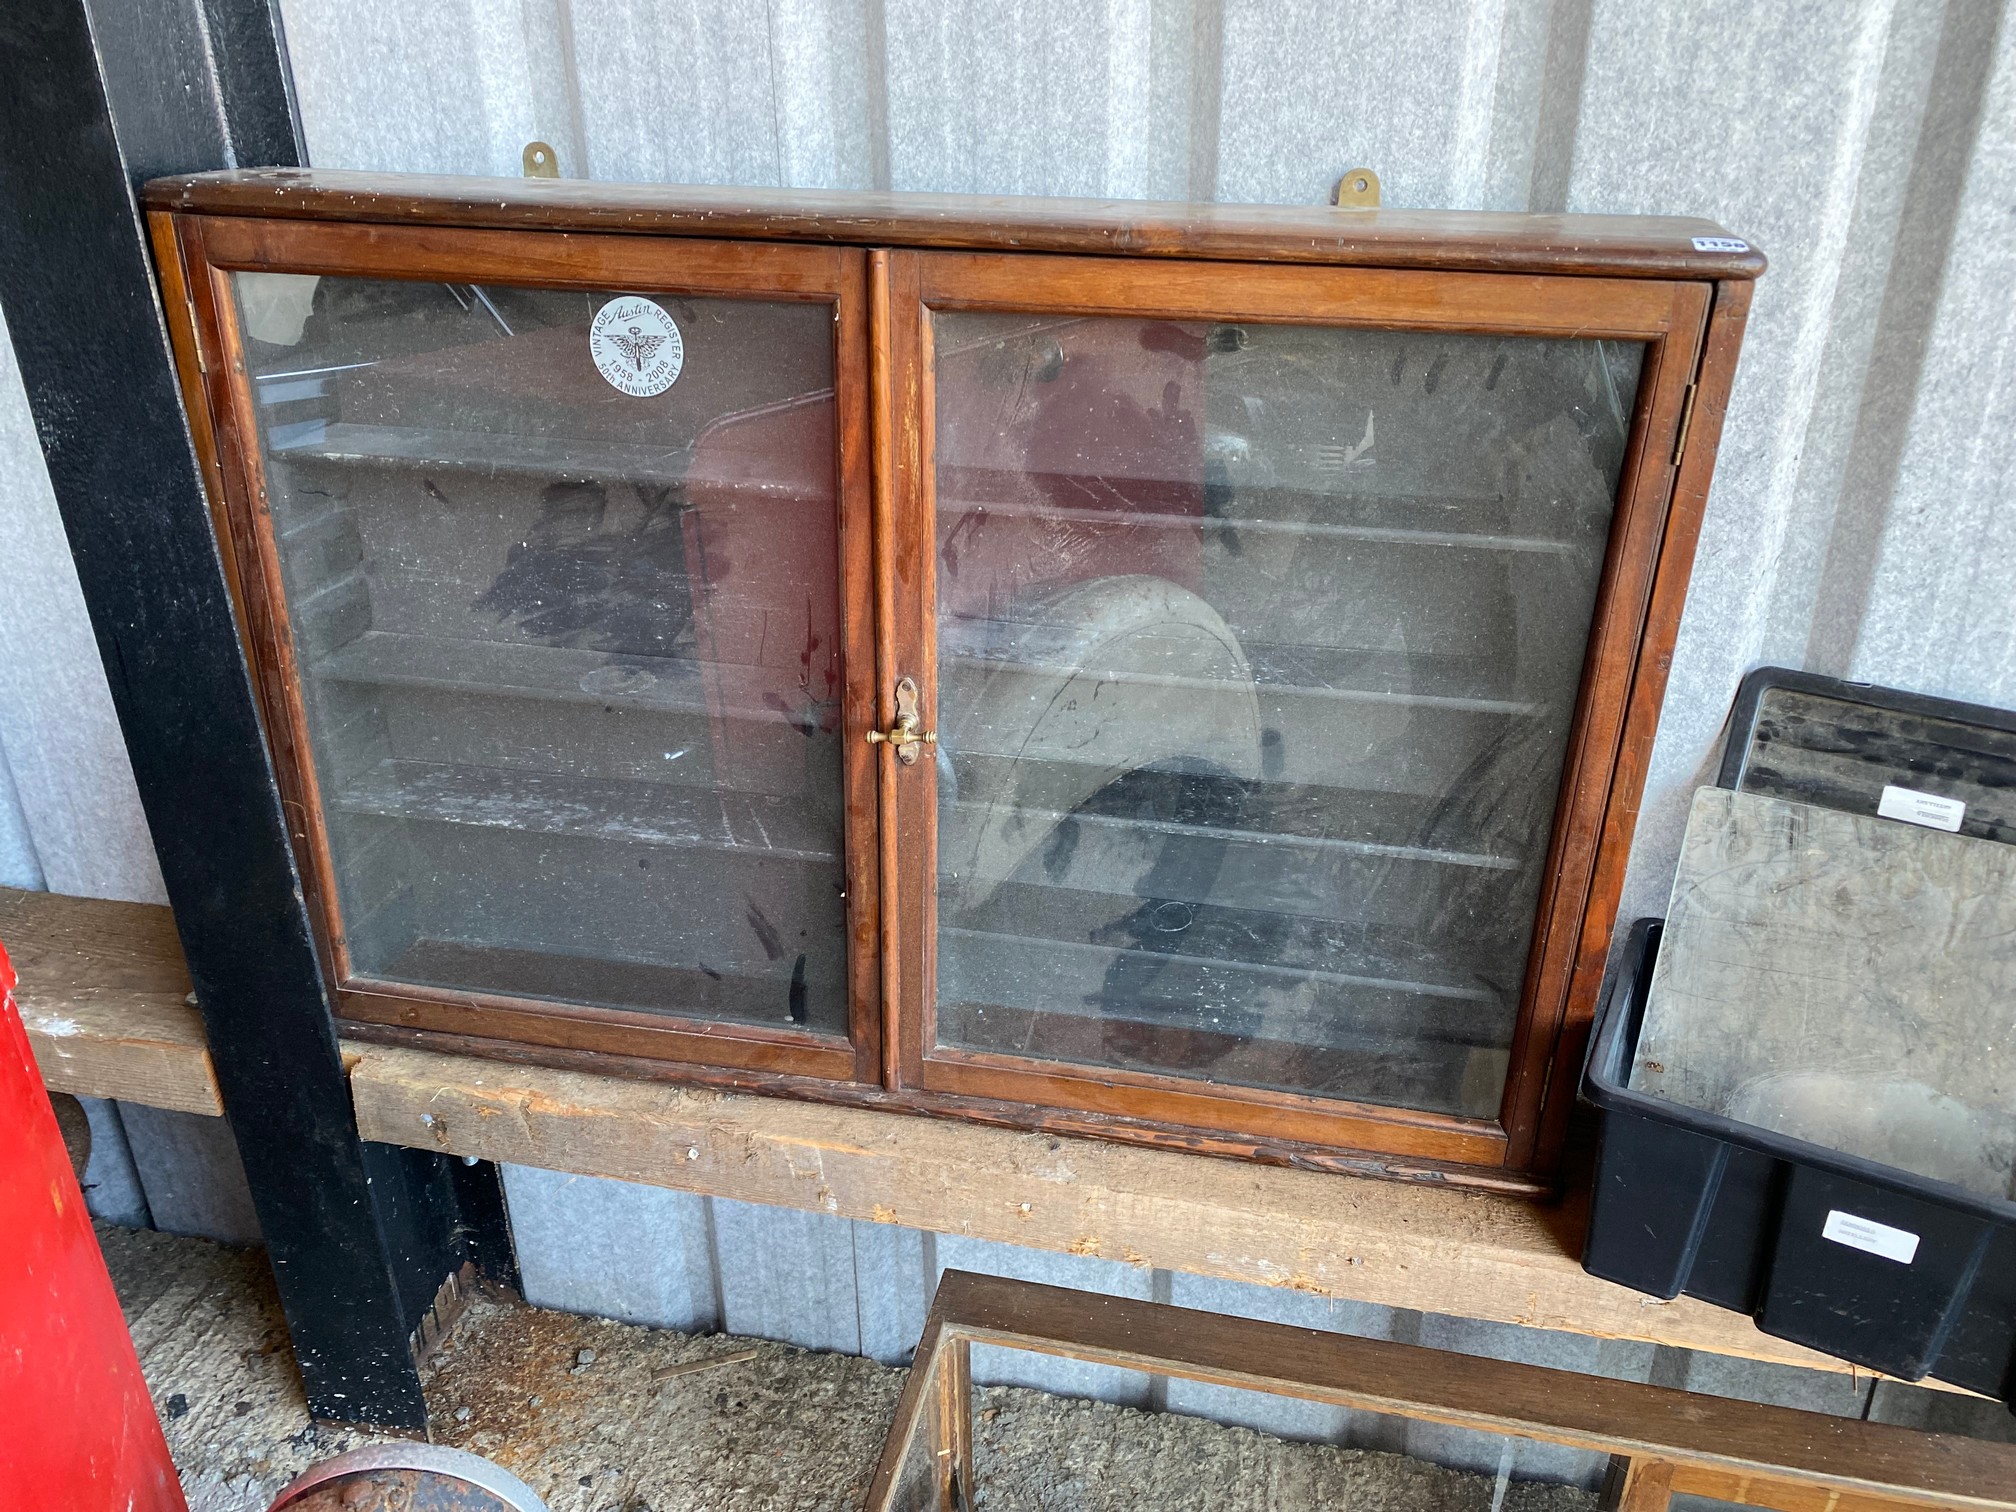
<box><xmin>145</xmin><ymin>170</ymin><xmax>1761</xmax><ymax>1189</ymax></box>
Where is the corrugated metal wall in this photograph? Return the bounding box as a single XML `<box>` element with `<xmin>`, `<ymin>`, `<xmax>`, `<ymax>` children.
<box><xmin>4</xmin><ymin>0</ymin><xmax>2016</xmax><ymax>1476</ymax></box>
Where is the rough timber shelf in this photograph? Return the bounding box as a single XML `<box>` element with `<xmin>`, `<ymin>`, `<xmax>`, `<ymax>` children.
<box><xmin>0</xmin><ymin>885</ymin><xmax>1980</xmax><ymax>1392</ymax></box>
<box><xmin>2</xmin><ymin>886</ymin><xmax>222</xmax><ymax>1117</ymax></box>
<box><xmin>347</xmin><ymin>1042</ymin><xmax>1930</xmax><ymax>1385</ymax></box>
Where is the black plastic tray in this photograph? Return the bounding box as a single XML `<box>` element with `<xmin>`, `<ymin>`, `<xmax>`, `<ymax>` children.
<box><xmin>1718</xmin><ymin>665</ymin><xmax>2016</xmax><ymax>841</ymax></box>
<box><xmin>1585</xmin><ymin>918</ymin><xmax>2016</xmax><ymax>1405</ymax></box>
<box><xmin>1583</xmin><ymin>665</ymin><xmax>2016</xmax><ymax>1407</ymax></box>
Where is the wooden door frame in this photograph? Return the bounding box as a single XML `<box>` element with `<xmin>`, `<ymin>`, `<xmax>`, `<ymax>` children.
<box><xmin>878</xmin><ymin>248</ymin><xmax>1714</xmax><ymax>1175</ymax></box>
<box><xmin>160</xmin><ymin>212</ymin><xmax>884</xmax><ymax>1085</ymax></box>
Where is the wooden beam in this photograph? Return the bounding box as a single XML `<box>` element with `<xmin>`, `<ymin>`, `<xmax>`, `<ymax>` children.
<box><xmin>348</xmin><ymin>1040</ymin><xmax>1937</xmax><ymax>1384</ymax></box>
<box><xmin>0</xmin><ymin>887</ymin><xmax>221</xmax><ymax>1116</ymax></box>
<box><xmin>3</xmin><ymin>883</ymin><xmax>1985</xmax><ymax>1396</ymax></box>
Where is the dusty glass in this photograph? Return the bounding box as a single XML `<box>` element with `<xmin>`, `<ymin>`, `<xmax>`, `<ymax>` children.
<box><xmin>1634</xmin><ymin>787</ymin><xmax>2016</xmax><ymax>1200</ymax></box>
<box><xmin>962</xmin><ymin>1390</ymin><xmax>1605</xmax><ymax>1510</ymax></box>
<box><xmin>930</xmin><ymin>312</ymin><xmax>1643</xmax><ymax>1116</ymax></box>
<box><xmin>237</xmin><ymin>272</ymin><xmax>848</xmax><ymax>1033</ymax></box>
<box><xmin>881</xmin><ymin>1380</ymin><xmax>1604</xmax><ymax>1511</ymax></box>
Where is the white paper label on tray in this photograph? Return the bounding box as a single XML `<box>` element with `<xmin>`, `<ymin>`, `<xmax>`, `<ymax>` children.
<box><xmin>1691</xmin><ymin>236</ymin><xmax>1750</xmax><ymax>252</ymax></box>
<box><xmin>590</xmin><ymin>296</ymin><xmax>684</xmax><ymax>396</ymax></box>
<box><xmin>1876</xmin><ymin>784</ymin><xmax>1966</xmax><ymax>832</ymax></box>
<box><xmin>1821</xmin><ymin>1209</ymin><xmax>1920</xmax><ymax>1265</ymax></box>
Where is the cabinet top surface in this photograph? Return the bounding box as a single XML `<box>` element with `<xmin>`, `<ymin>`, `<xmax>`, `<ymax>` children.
<box><xmin>144</xmin><ymin>169</ymin><xmax>1764</xmax><ymax>280</ymax></box>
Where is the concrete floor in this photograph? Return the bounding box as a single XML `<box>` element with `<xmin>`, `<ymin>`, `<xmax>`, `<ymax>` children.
<box><xmin>101</xmin><ymin>1223</ymin><xmax>1595</xmax><ymax>1511</ymax></box>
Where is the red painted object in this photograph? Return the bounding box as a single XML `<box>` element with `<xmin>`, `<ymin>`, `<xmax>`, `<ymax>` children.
<box><xmin>0</xmin><ymin>940</ymin><xmax>186</xmax><ymax>1512</ymax></box>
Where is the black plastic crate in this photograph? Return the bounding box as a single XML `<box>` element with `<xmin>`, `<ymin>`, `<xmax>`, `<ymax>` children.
<box><xmin>1584</xmin><ymin>919</ymin><xmax>2016</xmax><ymax>1407</ymax></box>
<box><xmin>1718</xmin><ymin>665</ymin><xmax>2016</xmax><ymax>841</ymax></box>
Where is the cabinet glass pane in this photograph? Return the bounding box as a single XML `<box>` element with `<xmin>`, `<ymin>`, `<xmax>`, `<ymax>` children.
<box><xmin>237</xmin><ymin>273</ymin><xmax>848</xmax><ymax>1034</ymax></box>
<box><xmin>931</xmin><ymin>313</ymin><xmax>1643</xmax><ymax>1116</ymax></box>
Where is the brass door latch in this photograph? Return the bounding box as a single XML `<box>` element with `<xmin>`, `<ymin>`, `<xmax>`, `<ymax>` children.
<box><xmin>866</xmin><ymin>676</ymin><xmax>936</xmax><ymax>764</ymax></box>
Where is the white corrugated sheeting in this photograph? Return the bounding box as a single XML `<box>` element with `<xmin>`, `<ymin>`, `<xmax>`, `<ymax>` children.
<box><xmin>264</xmin><ymin>0</ymin><xmax>2016</xmax><ymax>938</ymax></box>
<box><xmin>3</xmin><ymin>0</ymin><xmax>2015</xmax><ymax>1469</ymax></box>
<box><xmin>0</xmin><ymin>305</ymin><xmax>166</xmax><ymax>900</ymax></box>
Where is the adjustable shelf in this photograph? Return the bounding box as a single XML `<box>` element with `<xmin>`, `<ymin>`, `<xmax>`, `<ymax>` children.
<box><xmin>334</xmin><ymin>759</ymin><xmax>839</xmax><ymax>863</ymax></box>
<box><xmin>939</xmin><ymin>620</ymin><xmax>1539</xmax><ymax>716</ymax></box>
<box><xmin>936</xmin><ymin>492</ymin><xmax>1591</xmax><ymax>558</ymax></box>
<box><xmin>270</xmin><ymin>419</ymin><xmax>694</xmax><ymax>486</ymax></box>
<box><xmin>319</xmin><ymin>632</ymin><xmax>734</xmax><ymax>722</ymax></box>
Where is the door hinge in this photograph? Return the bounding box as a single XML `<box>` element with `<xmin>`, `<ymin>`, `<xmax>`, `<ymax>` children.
<box><xmin>1671</xmin><ymin>382</ymin><xmax>1698</xmax><ymax>467</ymax></box>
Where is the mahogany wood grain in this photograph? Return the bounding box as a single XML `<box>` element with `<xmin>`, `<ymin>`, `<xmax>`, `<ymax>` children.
<box><xmin>184</xmin><ymin>219</ymin><xmax>357</xmax><ymax>986</ymax></box>
<box><xmin>883</xmin><ymin>252</ymin><xmax>935</xmax><ymax>1096</ymax></box>
<box><xmin>1665</xmin><ymin>1466</ymin><xmax>1951</xmax><ymax>1512</ymax></box>
<box><xmin>152</xmin><ymin>181</ymin><xmax>1760</xmax><ymax>1186</ymax></box>
<box><xmin>869</xmin><ymin>250</ymin><xmax>903</xmax><ymax>1090</ymax></box>
<box><xmin>865</xmin><ymin>1271</ymin><xmax>2016</xmax><ymax>1512</ymax></box>
<box><xmin>343</xmin><ymin>1018</ymin><xmax>1543</xmax><ymax>1190</ymax></box>
<box><xmin>339</xmin><ymin>983</ymin><xmax>857</xmax><ymax>1080</ymax></box>
<box><xmin>941</xmin><ymin>1336</ymin><xmax>973</xmax><ymax>1509</ymax></box>
<box><xmin>833</xmin><ymin>247</ymin><xmax>884</xmax><ymax>1084</ymax></box>
<box><xmin>890</xmin><ymin>250</ymin><xmax>1712</xmax><ymax>1179</ymax></box>
<box><xmin>919</xmin><ymin>1046</ymin><xmax>1507</xmax><ymax>1168</ymax></box>
<box><xmin>1497</xmin><ymin>280</ymin><xmax>1712</xmax><ymax>1169</ymax></box>
<box><xmin>915</xmin><ymin>251</ymin><xmax>1690</xmax><ymax>337</ymax></box>
<box><xmin>872</xmin><ymin>1305</ymin><xmax>951</xmax><ymax>1506</ymax></box>
<box><xmin>193</xmin><ymin>214</ymin><xmax>849</xmax><ymax>298</ymax></box>
<box><xmin>21</xmin><ymin>878</ymin><xmax>1990</xmax><ymax>1427</ymax></box>
<box><xmin>143</xmin><ymin>169</ymin><xmax>1767</xmax><ymax>281</ymax></box>
<box><xmin>157</xmin><ymin>216</ymin><xmax>884</xmax><ymax>1084</ymax></box>
<box><xmin>1522</xmin><ymin>277</ymin><xmax>1754</xmax><ymax>1174</ymax></box>
<box><xmin>1610</xmin><ymin>1459</ymin><xmax>1678</xmax><ymax>1511</ymax></box>
<box><xmin>145</xmin><ymin>212</ymin><xmax>255</xmax><ymax>661</ymax></box>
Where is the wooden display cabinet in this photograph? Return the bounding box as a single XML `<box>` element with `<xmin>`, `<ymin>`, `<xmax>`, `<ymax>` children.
<box><xmin>144</xmin><ymin>171</ymin><xmax>1759</xmax><ymax>1190</ymax></box>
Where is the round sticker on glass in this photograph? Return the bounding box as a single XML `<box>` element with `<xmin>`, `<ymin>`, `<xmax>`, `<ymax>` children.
<box><xmin>590</xmin><ymin>296</ymin><xmax>685</xmax><ymax>396</ymax></box>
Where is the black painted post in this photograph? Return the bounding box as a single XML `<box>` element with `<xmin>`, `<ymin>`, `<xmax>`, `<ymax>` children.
<box><xmin>0</xmin><ymin>0</ymin><xmax>514</xmax><ymax>1428</ymax></box>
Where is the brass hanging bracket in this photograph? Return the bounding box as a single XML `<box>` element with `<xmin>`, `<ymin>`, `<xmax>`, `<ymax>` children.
<box><xmin>522</xmin><ymin>141</ymin><xmax>560</xmax><ymax>178</ymax></box>
<box><xmin>1333</xmin><ymin>168</ymin><xmax>1380</xmax><ymax>208</ymax></box>
<box><xmin>866</xmin><ymin>676</ymin><xmax>936</xmax><ymax>765</ymax></box>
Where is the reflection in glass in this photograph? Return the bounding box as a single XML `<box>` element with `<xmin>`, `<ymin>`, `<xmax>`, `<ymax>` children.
<box><xmin>238</xmin><ymin>273</ymin><xmax>847</xmax><ymax>1033</ymax></box>
<box><xmin>931</xmin><ymin>313</ymin><xmax>1642</xmax><ymax>1115</ymax></box>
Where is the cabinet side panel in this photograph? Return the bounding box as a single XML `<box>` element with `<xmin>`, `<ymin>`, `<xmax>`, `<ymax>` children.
<box><xmin>1524</xmin><ymin>279</ymin><xmax>1755</xmax><ymax>1174</ymax></box>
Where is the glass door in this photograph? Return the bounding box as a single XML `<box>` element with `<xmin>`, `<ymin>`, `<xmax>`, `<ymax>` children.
<box><xmin>884</xmin><ymin>252</ymin><xmax>1708</xmax><ymax>1165</ymax></box>
<box><xmin>176</xmin><ymin>218</ymin><xmax>879</xmax><ymax>1081</ymax></box>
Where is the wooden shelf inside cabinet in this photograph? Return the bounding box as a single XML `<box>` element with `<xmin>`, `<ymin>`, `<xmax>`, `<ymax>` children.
<box><xmin>935</xmin><ymin>492</ymin><xmax>1596</xmax><ymax>559</ymax></box>
<box><xmin>938</xmin><ymin>622</ymin><xmax>1546</xmax><ymax>717</ymax></box>
<box><xmin>334</xmin><ymin>760</ymin><xmax>841</xmax><ymax>865</ymax></box>
<box><xmin>144</xmin><ymin>170</ymin><xmax>1760</xmax><ymax>1187</ymax></box>
<box><xmin>269</xmin><ymin>420</ymin><xmax>696</xmax><ymax>486</ymax></box>
<box><xmin>310</xmin><ymin>632</ymin><xmax>839</xmax><ymax>750</ymax></box>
